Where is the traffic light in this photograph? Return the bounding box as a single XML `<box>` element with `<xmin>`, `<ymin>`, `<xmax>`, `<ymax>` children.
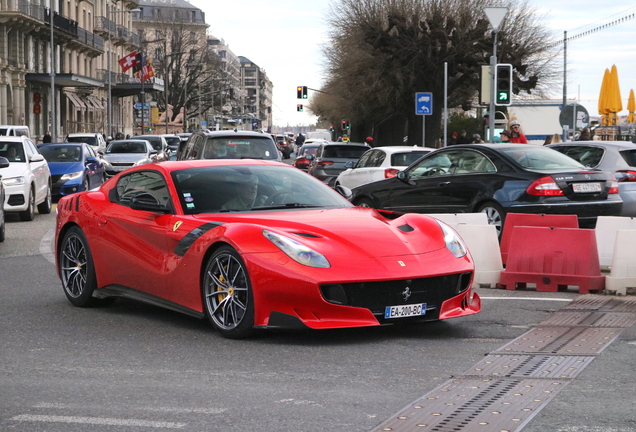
<box><xmin>302</xmin><ymin>86</ymin><xmax>308</xmax><ymax>99</ymax></box>
<box><xmin>329</xmin><ymin>126</ymin><xmax>334</xmax><ymax>132</ymax></box>
<box><xmin>494</xmin><ymin>63</ymin><xmax>513</xmax><ymax>106</ymax></box>
<box><xmin>297</xmin><ymin>86</ymin><xmax>303</xmax><ymax>99</ymax></box>
<box><xmin>297</xmin><ymin>104</ymin><xmax>303</xmax><ymax>112</ymax></box>
<box><xmin>341</xmin><ymin>120</ymin><xmax>350</xmax><ymax>131</ymax></box>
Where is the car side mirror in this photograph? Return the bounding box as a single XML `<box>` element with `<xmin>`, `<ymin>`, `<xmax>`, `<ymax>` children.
<box><xmin>334</xmin><ymin>184</ymin><xmax>352</xmax><ymax>200</ymax></box>
<box><xmin>130</xmin><ymin>193</ymin><xmax>171</xmax><ymax>213</ymax></box>
<box><xmin>0</xmin><ymin>156</ymin><xmax>9</xmax><ymax>169</ymax></box>
<box><xmin>396</xmin><ymin>171</ymin><xmax>407</xmax><ymax>180</ymax></box>
<box><xmin>30</xmin><ymin>154</ymin><xmax>45</xmax><ymax>162</ymax></box>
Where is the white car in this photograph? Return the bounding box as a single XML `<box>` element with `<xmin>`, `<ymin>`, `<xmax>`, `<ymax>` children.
<box><xmin>102</xmin><ymin>139</ymin><xmax>157</xmax><ymax>177</ymax></box>
<box><xmin>0</xmin><ymin>136</ymin><xmax>52</xmax><ymax>221</ymax></box>
<box><xmin>335</xmin><ymin>146</ymin><xmax>433</xmax><ymax>189</ymax></box>
<box><xmin>66</xmin><ymin>132</ymin><xmax>107</xmax><ymax>152</ymax></box>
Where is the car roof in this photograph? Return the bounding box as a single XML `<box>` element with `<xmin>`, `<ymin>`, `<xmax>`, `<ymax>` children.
<box><xmin>109</xmin><ymin>139</ymin><xmax>150</xmax><ymax>144</ymax></box>
<box><xmin>372</xmin><ymin>145</ymin><xmax>432</xmax><ymax>153</ymax></box>
<box><xmin>550</xmin><ymin>141</ymin><xmax>636</xmax><ymax>149</ymax></box>
<box><xmin>199</xmin><ymin>130</ymin><xmax>272</xmax><ymax>138</ymax></box>
<box><xmin>40</xmin><ymin>142</ymin><xmax>83</xmax><ymax>147</ymax></box>
<box><xmin>67</xmin><ymin>133</ymin><xmax>99</xmax><ymax>136</ymax></box>
<box><xmin>321</xmin><ymin>142</ymin><xmax>370</xmax><ymax>147</ymax></box>
<box><xmin>0</xmin><ymin>136</ymin><xmax>28</xmax><ymax>142</ymax></box>
<box><xmin>152</xmin><ymin>158</ymin><xmax>288</xmax><ymax>173</ymax></box>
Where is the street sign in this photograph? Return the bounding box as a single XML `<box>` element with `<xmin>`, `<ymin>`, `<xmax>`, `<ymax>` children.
<box><xmin>201</xmin><ymin>120</ymin><xmax>207</xmax><ymax>128</ymax></box>
<box><xmin>134</xmin><ymin>103</ymin><xmax>150</xmax><ymax>109</ymax></box>
<box><xmin>415</xmin><ymin>92</ymin><xmax>433</xmax><ymax>115</ymax></box>
<box><xmin>559</xmin><ymin>104</ymin><xmax>589</xmax><ymax>129</ymax></box>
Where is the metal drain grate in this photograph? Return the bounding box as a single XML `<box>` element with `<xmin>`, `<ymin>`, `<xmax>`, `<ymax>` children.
<box><xmin>540</xmin><ymin>311</ymin><xmax>636</xmax><ymax>328</ymax></box>
<box><xmin>495</xmin><ymin>327</ymin><xmax>621</xmax><ymax>355</ymax></box>
<box><xmin>563</xmin><ymin>295</ymin><xmax>636</xmax><ymax>312</ymax></box>
<box><xmin>461</xmin><ymin>354</ymin><xmax>595</xmax><ymax>379</ymax></box>
<box><xmin>371</xmin><ymin>378</ymin><xmax>567</xmax><ymax>432</ymax></box>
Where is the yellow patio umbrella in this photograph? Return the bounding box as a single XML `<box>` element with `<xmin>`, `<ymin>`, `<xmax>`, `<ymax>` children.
<box><xmin>627</xmin><ymin>89</ymin><xmax>635</xmax><ymax>124</ymax></box>
<box><xmin>598</xmin><ymin>68</ymin><xmax>610</xmax><ymax>126</ymax></box>
<box><xmin>607</xmin><ymin>64</ymin><xmax>623</xmax><ymax>126</ymax></box>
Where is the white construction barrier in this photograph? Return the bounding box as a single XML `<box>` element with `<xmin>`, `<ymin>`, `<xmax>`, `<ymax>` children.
<box><xmin>453</xmin><ymin>223</ymin><xmax>503</xmax><ymax>289</ymax></box>
<box><xmin>595</xmin><ymin>216</ymin><xmax>636</xmax><ymax>269</ymax></box>
<box><xmin>426</xmin><ymin>213</ymin><xmax>489</xmax><ymax>226</ymax></box>
<box><xmin>605</xmin><ymin>229</ymin><xmax>636</xmax><ymax>296</ymax></box>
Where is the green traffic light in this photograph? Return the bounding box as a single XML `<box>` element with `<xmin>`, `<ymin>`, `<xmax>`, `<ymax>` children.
<box><xmin>498</xmin><ymin>92</ymin><xmax>509</xmax><ymax>101</ymax></box>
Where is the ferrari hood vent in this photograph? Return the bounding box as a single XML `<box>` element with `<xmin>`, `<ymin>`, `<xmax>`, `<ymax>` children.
<box><xmin>397</xmin><ymin>224</ymin><xmax>414</xmax><ymax>233</ymax></box>
<box><xmin>292</xmin><ymin>232</ymin><xmax>321</xmax><ymax>238</ymax></box>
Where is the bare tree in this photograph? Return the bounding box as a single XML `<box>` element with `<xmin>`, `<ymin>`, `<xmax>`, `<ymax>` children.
<box><xmin>314</xmin><ymin>0</ymin><xmax>560</xmax><ymax>146</ymax></box>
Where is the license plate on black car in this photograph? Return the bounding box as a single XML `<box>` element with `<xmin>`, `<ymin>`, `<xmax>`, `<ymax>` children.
<box><xmin>573</xmin><ymin>183</ymin><xmax>601</xmax><ymax>193</ymax></box>
<box><xmin>384</xmin><ymin>303</ymin><xmax>427</xmax><ymax>319</ymax></box>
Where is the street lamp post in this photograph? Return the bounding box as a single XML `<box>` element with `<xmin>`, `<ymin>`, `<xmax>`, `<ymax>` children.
<box><xmin>484</xmin><ymin>7</ymin><xmax>508</xmax><ymax>142</ymax></box>
<box><xmin>49</xmin><ymin>0</ymin><xmax>56</xmax><ymax>141</ymax></box>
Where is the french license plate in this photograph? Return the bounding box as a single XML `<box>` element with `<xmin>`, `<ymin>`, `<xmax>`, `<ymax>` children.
<box><xmin>573</xmin><ymin>182</ymin><xmax>601</xmax><ymax>193</ymax></box>
<box><xmin>384</xmin><ymin>303</ymin><xmax>427</xmax><ymax>319</ymax></box>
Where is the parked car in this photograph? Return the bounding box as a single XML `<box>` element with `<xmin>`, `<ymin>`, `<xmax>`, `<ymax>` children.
<box><xmin>548</xmin><ymin>140</ymin><xmax>636</xmax><ymax>217</ymax></box>
<box><xmin>0</xmin><ymin>125</ymin><xmax>30</xmax><ymax>137</ymax></box>
<box><xmin>0</xmin><ymin>136</ymin><xmax>52</xmax><ymax>221</ymax></box>
<box><xmin>274</xmin><ymin>134</ymin><xmax>292</xmax><ymax>158</ymax></box>
<box><xmin>65</xmin><ymin>132</ymin><xmax>107</xmax><ymax>152</ymax></box>
<box><xmin>293</xmin><ymin>141</ymin><xmax>323</xmax><ymax>171</ymax></box>
<box><xmin>306</xmin><ymin>142</ymin><xmax>370</xmax><ymax>186</ymax></box>
<box><xmin>134</xmin><ymin>135</ymin><xmax>169</xmax><ymax>161</ymax></box>
<box><xmin>0</xmin><ymin>156</ymin><xmax>8</xmax><ymax>241</ymax></box>
<box><xmin>335</xmin><ymin>146</ymin><xmax>433</xmax><ymax>189</ymax></box>
<box><xmin>349</xmin><ymin>143</ymin><xmax>623</xmax><ymax>236</ymax></box>
<box><xmin>102</xmin><ymin>139</ymin><xmax>157</xmax><ymax>177</ymax></box>
<box><xmin>54</xmin><ymin>159</ymin><xmax>480</xmax><ymax>339</ymax></box>
<box><xmin>39</xmin><ymin>143</ymin><xmax>105</xmax><ymax>198</ymax></box>
<box><xmin>179</xmin><ymin>130</ymin><xmax>282</xmax><ymax>162</ymax></box>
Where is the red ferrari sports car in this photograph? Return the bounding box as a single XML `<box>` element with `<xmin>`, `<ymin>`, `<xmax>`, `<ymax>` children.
<box><xmin>55</xmin><ymin>159</ymin><xmax>480</xmax><ymax>338</ymax></box>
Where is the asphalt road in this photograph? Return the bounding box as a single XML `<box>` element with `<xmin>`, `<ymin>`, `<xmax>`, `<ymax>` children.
<box><xmin>0</xmin><ymin>207</ymin><xmax>634</xmax><ymax>432</ymax></box>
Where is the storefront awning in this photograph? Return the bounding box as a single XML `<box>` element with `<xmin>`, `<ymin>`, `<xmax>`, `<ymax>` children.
<box><xmin>89</xmin><ymin>96</ymin><xmax>105</xmax><ymax>109</ymax></box>
<box><xmin>65</xmin><ymin>91</ymin><xmax>86</xmax><ymax>109</ymax></box>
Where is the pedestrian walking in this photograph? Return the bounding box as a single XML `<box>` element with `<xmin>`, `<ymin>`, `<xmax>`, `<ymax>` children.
<box><xmin>42</xmin><ymin>131</ymin><xmax>52</xmax><ymax>143</ymax></box>
<box><xmin>508</xmin><ymin>120</ymin><xmax>528</xmax><ymax>144</ymax></box>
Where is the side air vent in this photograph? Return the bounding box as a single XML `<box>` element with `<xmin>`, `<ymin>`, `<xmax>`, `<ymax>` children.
<box><xmin>292</xmin><ymin>232</ymin><xmax>321</xmax><ymax>238</ymax></box>
<box><xmin>397</xmin><ymin>224</ymin><xmax>414</xmax><ymax>232</ymax></box>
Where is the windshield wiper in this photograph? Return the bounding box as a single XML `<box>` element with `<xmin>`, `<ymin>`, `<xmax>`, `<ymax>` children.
<box><xmin>251</xmin><ymin>203</ymin><xmax>322</xmax><ymax>210</ymax></box>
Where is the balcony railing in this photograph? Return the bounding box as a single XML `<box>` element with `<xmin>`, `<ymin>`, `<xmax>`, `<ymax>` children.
<box><xmin>77</xmin><ymin>27</ymin><xmax>105</xmax><ymax>50</ymax></box>
<box><xmin>95</xmin><ymin>16</ymin><xmax>117</xmax><ymax>34</ymax></box>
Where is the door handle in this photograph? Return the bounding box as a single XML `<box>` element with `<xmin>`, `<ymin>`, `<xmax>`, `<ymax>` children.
<box><xmin>438</xmin><ymin>181</ymin><xmax>451</xmax><ymax>186</ymax></box>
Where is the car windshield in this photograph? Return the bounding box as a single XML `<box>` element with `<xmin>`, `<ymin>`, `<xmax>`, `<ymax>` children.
<box><xmin>323</xmin><ymin>145</ymin><xmax>368</xmax><ymax>158</ymax></box>
<box><xmin>549</xmin><ymin>145</ymin><xmax>605</xmax><ymax>168</ymax></box>
<box><xmin>391</xmin><ymin>151</ymin><xmax>429</xmax><ymax>166</ymax></box>
<box><xmin>107</xmin><ymin>141</ymin><xmax>147</xmax><ymax>153</ymax></box>
<box><xmin>0</xmin><ymin>142</ymin><xmax>25</xmax><ymax>162</ymax></box>
<box><xmin>67</xmin><ymin>136</ymin><xmax>97</xmax><ymax>146</ymax></box>
<box><xmin>172</xmin><ymin>164</ymin><xmax>352</xmax><ymax>214</ymax></box>
<box><xmin>164</xmin><ymin>136</ymin><xmax>180</xmax><ymax>147</ymax></box>
<box><xmin>136</xmin><ymin>136</ymin><xmax>163</xmax><ymax>151</ymax></box>
<box><xmin>202</xmin><ymin>137</ymin><xmax>278</xmax><ymax>160</ymax></box>
<box><xmin>39</xmin><ymin>145</ymin><xmax>82</xmax><ymax>162</ymax></box>
<box><xmin>500</xmin><ymin>146</ymin><xmax>585</xmax><ymax>170</ymax></box>
<box><xmin>299</xmin><ymin>145</ymin><xmax>319</xmax><ymax>157</ymax></box>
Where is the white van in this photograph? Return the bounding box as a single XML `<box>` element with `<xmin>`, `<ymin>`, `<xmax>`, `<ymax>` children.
<box><xmin>0</xmin><ymin>125</ymin><xmax>30</xmax><ymax>137</ymax></box>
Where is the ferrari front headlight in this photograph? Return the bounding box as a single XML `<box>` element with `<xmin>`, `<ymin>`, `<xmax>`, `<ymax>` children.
<box><xmin>436</xmin><ymin>220</ymin><xmax>467</xmax><ymax>258</ymax></box>
<box><xmin>263</xmin><ymin>230</ymin><xmax>330</xmax><ymax>268</ymax></box>
<box><xmin>60</xmin><ymin>171</ymin><xmax>83</xmax><ymax>181</ymax></box>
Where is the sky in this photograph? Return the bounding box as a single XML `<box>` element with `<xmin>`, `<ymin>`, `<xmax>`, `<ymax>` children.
<box><xmin>188</xmin><ymin>0</ymin><xmax>636</xmax><ymax>128</ymax></box>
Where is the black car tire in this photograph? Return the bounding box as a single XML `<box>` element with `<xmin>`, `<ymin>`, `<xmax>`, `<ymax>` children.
<box><xmin>83</xmin><ymin>178</ymin><xmax>90</xmax><ymax>192</ymax></box>
<box><xmin>355</xmin><ymin>198</ymin><xmax>376</xmax><ymax>209</ymax></box>
<box><xmin>477</xmin><ymin>201</ymin><xmax>505</xmax><ymax>237</ymax></box>
<box><xmin>59</xmin><ymin>226</ymin><xmax>101</xmax><ymax>307</ymax></box>
<box><xmin>37</xmin><ymin>185</ymin><xmax>52</xmax><ymax>214</ymax></box>
<box><xmin>0</xmin><ymin>218</ymin><xmax>5</xmax><ymax>243</ymax></box>
<box><xmin>19</xmin><ymin>189</ymin><xmax>35</xmax><ymax>221</ymax></box>
<box><xmin>202</xmin><ymin>246</ymin><xmax>255</xmax><ymax>339</ymax></box>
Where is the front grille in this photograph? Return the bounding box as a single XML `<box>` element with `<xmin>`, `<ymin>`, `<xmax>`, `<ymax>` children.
<box><xmin>321</xmin><ymin>272</ymin><xmax>472</xmax><ymax>318</ymax></box>
<box><xmin>111</xmin><ymin>162</ymin><xmax>134</xmax><ymax>167</ymax></box>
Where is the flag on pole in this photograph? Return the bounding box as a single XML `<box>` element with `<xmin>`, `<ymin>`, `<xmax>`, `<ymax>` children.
<box><xmin>134</xmin><ymin>54</ymin><xmax>155</xmax><ymax>82</ymax></box>
<box><xmin>118</xmin><ymin>51</ymin><xmax>138</xmax><ymax>72</ymax></box>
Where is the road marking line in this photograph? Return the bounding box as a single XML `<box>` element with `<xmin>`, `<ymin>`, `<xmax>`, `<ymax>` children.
<box><xmin>10</xmin><ymin>414</ymin><xmax>186</xmax><ymax>429</ymax></box>
<box><xmin>33</xmin><ymin>402</ymin><xmax>225</xmax><ymax>414</ymax></box>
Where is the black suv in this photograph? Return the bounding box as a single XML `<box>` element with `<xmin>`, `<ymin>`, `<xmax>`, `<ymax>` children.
<box><xmin>179</xmin><ymin>130</ymin><xmax>282</xmax><ymax>162</ymax></box>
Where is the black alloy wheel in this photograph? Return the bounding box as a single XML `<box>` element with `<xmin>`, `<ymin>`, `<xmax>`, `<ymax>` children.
<box><xmin>37</xmin><ymin>184</ymin><xmax>52</xmax><ymax>214</ymax></box>
<box><xmin>19</xmin><ymin>189</ymin><xmax>35</xmax><ymax>221</ymax></box>
<box><xmin>202</xmin><ymin>246</ymin><xmax>255</xmax><ymax>339</ymax></box>
<box><xmin>59</xmin><ymin>226</ymin><xmax>101</xmax><ymax>307</ymax></box>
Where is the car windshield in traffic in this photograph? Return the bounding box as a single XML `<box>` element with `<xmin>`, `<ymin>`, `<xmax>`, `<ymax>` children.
<box><xmin>499</xmin><ymin>146</ymin><xmax>585</xmax><ymax>170</ymax></box>
<box><xmin>136</xmin><ymin>136</ymin><xmax>163</xmax><ymax>152</ymax></box>
<box><xmin>323</xmin><ymin>145</ymin><xmax>368</xmax><ymax>158</ymax></box>
<box><xmin>67</xmin><ymin>136</ymin><xmax>98</xmax><ymax>146</ymax></box>
<box><xmin>39</xmin><ymin>145</ymin><xmax>82</xmax><ymax>162</ymax></box>
<box><xmin>202</xmin><ymin>137</ymin><xmax>278</xmax><ymax>160</ymax></box>
<box><xmin>106</xmin><ymin>141</ymin><xmax>147</xmax><ymax>153</ymax></box>
<box><xmin>172</xmin><ymin>165</ymin><xmax>352</xmax><ymax>215</ymax></box>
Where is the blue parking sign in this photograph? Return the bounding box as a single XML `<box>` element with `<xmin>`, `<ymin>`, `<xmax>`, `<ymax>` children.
<box><xmin>415</xmin><ymin>92</ymin><xmax>433</xmax><ymax>115</ymax></box>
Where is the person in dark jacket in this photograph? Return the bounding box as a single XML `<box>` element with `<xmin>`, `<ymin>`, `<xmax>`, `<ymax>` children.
<box><xmin>42</xmin><ymin>131</ymin><xmax>52</xmax><ymax>143</ymax></box>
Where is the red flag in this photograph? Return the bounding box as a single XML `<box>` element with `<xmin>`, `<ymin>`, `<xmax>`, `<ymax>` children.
<box><xmin>118</xmin><ymin>51</ymin><xmax>138</xmax><ymax>72</ymax></box>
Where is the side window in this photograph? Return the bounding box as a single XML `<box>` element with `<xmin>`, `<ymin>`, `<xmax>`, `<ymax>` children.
<box><xmin>455</xmin><ymin>151</ymin><xmax>496</xmax><ymax>174</ymax></box>
<box><xmin>115</xmin><ymin>170</ymin><xmax>172</xmax><ymax>210</ymax></box>
<box><xmin>355</xmin><ymin>150</ymin><xmax>374</xmax><ymax>168</ymax></box>
<box><xmin>368</xmin><ymin>150</ymin><xmax>386</xmax><ymax>167</ymax></box>
<box><xmin>409</xmin><ymin>151</ymin><xmax>458</xmax><ymax>178</ymax></box>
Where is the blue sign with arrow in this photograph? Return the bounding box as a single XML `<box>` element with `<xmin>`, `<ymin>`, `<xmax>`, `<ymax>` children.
<box><xmin>415</xmin><ymin>92</ymin><xmax>433</xmax><ymax>116</ymax></box>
